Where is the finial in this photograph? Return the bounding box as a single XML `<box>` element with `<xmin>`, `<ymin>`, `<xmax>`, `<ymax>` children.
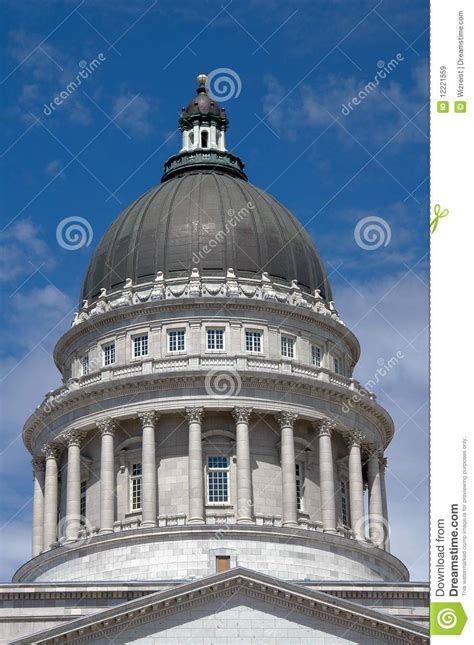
<box><xmin>196</xmin><ymin>73</ymin><xmax>208</xmax><ymax>93</ymax></box>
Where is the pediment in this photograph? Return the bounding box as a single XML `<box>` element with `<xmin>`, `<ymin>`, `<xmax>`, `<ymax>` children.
<box><xmin>12</xmin><ymin>568</ymin><xmax>428</xmax><ymax>644</ymax></box>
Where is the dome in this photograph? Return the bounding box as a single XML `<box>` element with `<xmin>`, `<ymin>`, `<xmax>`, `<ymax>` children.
<box><xmin>80</xmin><ymin>74</ymin><xmax>333</xmax><ymax>304</ymax></box>
<box><xmin>80</xmin><ymin>171</ymin><xmax>333</xmax><ymax>303</ymax></box>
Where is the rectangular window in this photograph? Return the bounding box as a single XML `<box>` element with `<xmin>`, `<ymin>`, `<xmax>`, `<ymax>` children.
<box><xmin>103</xmin><ymin>342</ymin><xmax>116</xmax><ymax>366</ymax></box>
<box><xmin>281</xmin><ymin>335</ymin><xmax>295</xmax><ymax>359</ymax></box>
<box><xmin>130</xmin><ymin>462</ymin><xmax>142</xmax><ymax>511</ymax></box>
<box><xmin>207</xmin><ymin>456</ymin><xmax>230</xmax><ymax>503</ymax></box>
<box><xmin>312</xmin><ymin>345</ymin><xmax>322</xmax><ymax>367</ymax></box>
<box><xmin>216</xmin><ymin>555</ymin><xmax>231</xmax><ymax>572</ymax></box>
<box><xmin>295</xmin><ymin>463</ymin><xmax>303</xmax><ymax>511</ymax></box>
<box><xmin>133</xmin><ymin>334</ymin><xmax>149</xmax><ymax>358</ymax></box>
<box><xmin>341</xmin><ymin>481</ymin><xmax>349</xmax><ymax>525</ymax></box>
<box><xmin>334</xmin><ymin>357</ymin><xmax>343</xmax><ymax>375</ymax></box>
<box><xmin>168</xmin><ymin>329</ymin><xmax>185</xmax><ymax>353</ymax></box>
<box><xmin>245</xmin><ymin>330</ymin><xmax>262</xmax><ymax>353</ymax></box>
<box><xmin>207</xmin><ymin>328</ymin><xmax>225</xmax><ymax>351</ymax></box>
<box><xmin>80</xmin><ymin>355</ymin><xmax>90</xmax><ymax>376</ymax></box>
<box><xmin>80</xmin><ymin>480</ymin><xmax>87</xmax><ymax>519</ymax></box>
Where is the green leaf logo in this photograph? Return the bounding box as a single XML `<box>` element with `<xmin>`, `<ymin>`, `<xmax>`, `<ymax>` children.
<box><xmin>430</xmin><ymin>602</ymin><xmax>468</xmax><ymax>635</ymax></box>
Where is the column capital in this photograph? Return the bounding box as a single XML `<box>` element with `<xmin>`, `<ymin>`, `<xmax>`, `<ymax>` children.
<box><xmin>315</xmin><ymin>418</ymin><xmax>336</xmax><ymax>437</ymax></box>
<box><xmin>32</xmin><ymin>456</ymin><xmax>45</xmax><ymax>473</ymax></box>
<box><xmin>138</xmin><ymin>410</ymin><xmax>160</xmax><ymax>429</ymax></box>
<box><xmin>275</xmin><ymin>410</ymin><xmax>298</xmax><ymax>429</ymax></box>
<box><xmin>63</xmin><ymin>429</ymin><xmax>86</xmax><ymax>448</ymax></box>
<box><xmin>344</xmin><ymin>429</ymin><xmax>365</xmax><ymax>448</ymax></box>
<box><xmin>185</xmin><ymin>407</ymin><xmax>204</xmax><ymax>423</ymax></box>
<box><xmin>96</xmin><ymin>417</ymin><xmax>117</xmax><ymax>436</ymax></box>
<box><xmin>232</xmin><ymin>407</ymin><xmax>253</xmax><ymax>424</ymax></box>
<box><xmin>42</xmin><ymin>443</ymin><xmax>61</xmax><ymax>461</ymax></box>
<box><xmin>363</xmin><ymin>444</ymin><xmax>383</xmax><ymax>461</ymax></box>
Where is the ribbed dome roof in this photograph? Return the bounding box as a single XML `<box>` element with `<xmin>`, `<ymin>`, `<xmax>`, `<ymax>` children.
<box><xmin>80</xmin><ymin>171</ymin><xmax>332</xmax><ymax>303</ymax></box>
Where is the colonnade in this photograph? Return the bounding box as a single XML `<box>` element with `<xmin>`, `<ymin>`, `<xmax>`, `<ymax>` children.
<box><xmin>31</xmin><ymin>409</ymin><xmax>389</xmax><ymax>556</ymax></box>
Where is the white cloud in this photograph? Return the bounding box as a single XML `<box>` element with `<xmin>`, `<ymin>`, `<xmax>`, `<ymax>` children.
<box><xmin>112</xmin><ymin>93</ymin><xmax>154</xmax><ymax>137</ymax></box>
<box><xmin>0</xmin><ymin>219</ymin><xmax>54</xmax><ymax>284</ymax></box>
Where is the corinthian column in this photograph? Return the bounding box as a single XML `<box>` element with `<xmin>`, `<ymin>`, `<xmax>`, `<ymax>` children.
<box><xmin>186</xmin><ymin>407</ymin><xmax>204</xmax><ymax>524</ymax></box>
<box><xmin>97</xmin><ymin>418</ymin><xmax>116</xmax><ymax>534</ymax></box>
<box><xmin>32</xmin><ymin>457</ymin><xmax>45</xmax><ymax>557</ymax></box>
<box><xmin>275</xmin><ymin>411</ymin><xmax>298</xmax><ymax>527</ymax></box>
<box><xmin>232</xmin><ymin>407</ymin><xmax>253</xmax><ymax>523</ymax></box>
<box><xmin>317</xmin><ymin>419</ymin><xmax>337</xmax><ymax>533</ymax></box>
<box><xmin>64</xmin><ymin>430</ymin><xmax>84</xmax><ymax>542</ymax></box>
<box><xmin>42</xmin><ymin>443</ymin><xmax>60</xmax><ymax>550</ymax></box>
<box><xmin>367</xmin><ymin>447</ymin><xmax>385</xmax><ymax>548</ymax></box>
<box><xmin>380</xmin><ymin>457</ymin><xmax>390</xmax><ymax>551</ymax></box>
<box><xmin>346</xmin><ymin>431</ymin><xmax>366</xmax><ymax>541</ymax></box>
<box><xmin>138</xmin><ymin>411</ymin><xmax>159</xmax><ymax>527</ymax></box>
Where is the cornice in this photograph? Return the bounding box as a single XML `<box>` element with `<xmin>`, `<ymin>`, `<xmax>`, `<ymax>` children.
<box><xmin>23</xmin><ymin>370</ymin><xmax>394</xmax><ymax>454</ymax></box>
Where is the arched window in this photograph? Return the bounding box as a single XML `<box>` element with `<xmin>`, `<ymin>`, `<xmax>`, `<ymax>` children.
<box><xmin>201</xmin><ymin>130</ymin><xmax>208</xmax><ymax>148</ymax></box>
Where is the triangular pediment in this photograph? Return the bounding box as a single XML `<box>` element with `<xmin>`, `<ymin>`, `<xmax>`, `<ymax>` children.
<box><xmin>12</xmin><ymin>568</ymin><xmax>428</xmax><ymax>644</ymax></box>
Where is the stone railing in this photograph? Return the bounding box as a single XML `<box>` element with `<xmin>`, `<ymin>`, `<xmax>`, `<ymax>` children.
<box><xmin>38</xmin><ymin>356</ymin><xmax>375</xmax><ymax>417</ymax></box>
<box><xmin>55</xmin><ymin>515</ymin><xmax>356</xmax><ymax>547</ymax></box>
<box><xmin>72</xmin><ymin>269</ymin><xmax>344</xmax><ymax>327</ymax></box>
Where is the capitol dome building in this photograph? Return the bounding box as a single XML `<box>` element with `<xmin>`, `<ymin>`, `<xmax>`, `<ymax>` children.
<box><xmin>2</xmin><ymin>75</ymin><xmax>428</xmax><ymax>644</ymax></box>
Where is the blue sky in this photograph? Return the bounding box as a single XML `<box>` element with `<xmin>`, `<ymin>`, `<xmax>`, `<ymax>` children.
<box><xmin>0</xmin><ymin>0</ymin><xmax>429</xmax><ymax>581</ymax></box>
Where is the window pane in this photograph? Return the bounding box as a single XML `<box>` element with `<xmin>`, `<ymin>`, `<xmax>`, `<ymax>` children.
<box><xmin>207</xmin><ymin>329</ymin><xmax>224</xmax><ymax>350</ymax></box>
<box><xmin>104</xmin><ymin>343</ymin><xmax>115</xmax><ymax>366</ymax></box>
<box><xmin>312</xmin><ymin>346</ymin><xmax>321</xmax><ymax>366</ymax></box>
<box><xmin>81</xmin><ymin>355</ymin><xmax>89</xmax><ymax>375</ymax></box>
<box><xmin>207</xmin><ymin>456</ymin><xmax>229</xmax><ymax>503</ymax></box>
<box><xmin>133</xmin><ymin>335</ymin><xmax>148</xmax><ymax>357</ymax></box>
<box><xmin>245</xmin><ymin>331</ymin><xmax>262</xmax><ymax>353</ymax></box>
<box><xmin>169</xmin><ymin>330</ymin><xmax>185</xmax><ymax>352</ymax></box>
<box><xmin>281</xmin><ymin>336</ymin><xmax>294</xmax><ymax>358</ymax></box>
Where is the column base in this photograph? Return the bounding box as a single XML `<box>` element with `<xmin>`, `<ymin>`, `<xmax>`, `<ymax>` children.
<box><xmin>236</xmin><ymin>517</ymin><xmax>254</xmax><ymax>525</ymax></box>
<box><xmin>282</xmin><ymin>521</ymin><xmax>298</xmax><ymax>528</ymax></box>
<box><xmin>188</xmin><ymin>518</ymin><xmax>205</xmax><ymax>525</ymax></box>
<box><xmin>140</xmin><ymin>521</ymin><xmax>157</xmax><ymax>529</ymax></box>
<box><xmin>323</xmin><ymin>529</ymin><xmax>338</xmax><ymax>535</ymax></box>
<box><xmin>98</xmin><ymin>528</ymin><xmax>114</xmax><ymax>535</ymax></box>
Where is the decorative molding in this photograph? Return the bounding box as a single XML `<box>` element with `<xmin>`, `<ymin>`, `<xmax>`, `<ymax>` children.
<box><xmin>72</xmin><ymin>272</ymin><xmax>343</xmax><ymax>329</ymax></box>
<box><xmin>63</xmin><ymin>429</ymin><xmax>85</xmax><ymax>448</ymax></box>
<box><xmin>315</xmin><ymin>418</ymin><xmax>336</xmax><ymax>437</ymax></box>
<box><xmin>137</xmin><ymin>410</ymin><xmax>159</xmax><ymax>429</ymax></box>
<box><xmin>344</xmin><ymin>430</ymin><xmax>366</xmax><ymax>448</ymax></box>
<box><xmin>275</xmin><ymin>411</ymin><xmax>298</xmax><ymax>429</ymax></box>
<box><xmin>96</xmin><ymin>417</ymin><xmax>116</xmax><ymax>436</ymax></box>
<box><xmin>31</xmin><ymin>456</ymin><xmax>45</xmax><ymax>473</ymax></box>
<box><xmin>42</xmin><ymin>443</ymin><xmax>61</xmax><ymax>461</ymax></box>
<box><xmin>185</xmin><ymin>407</ymin><xmax>204</xmax><ymax>424</ymax></box>
<box><xmin>231</xmin><ymin>406</ymin><xmax>253</xmax><ymax>424</ymax></box>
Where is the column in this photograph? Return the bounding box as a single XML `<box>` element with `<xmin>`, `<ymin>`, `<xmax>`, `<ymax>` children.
<box><xmin>347</xmin><ymin>431</ymin><xmax>366</xmax><ymax>541</ymax></box>
<box><xmin>186</xmin><ymin>407</ymin><xmax>204</xmax><ymax>524</ymax></box>
<box><xmin>139</xmin><ymin>411</ymin><xmax>159</xmax><ymax>528</ymax></box>
<box><xmin>31</xmin><ymin>457</ymin><xmax>45</xmax><ymax>557</ymax></box>
<box><xmin>42</xmin><ymin>443</ymin><xmax>60</xmax><ymax>551</ymax></box>
<box><xmin>65</xmin><ymin>430</ymin><xmax>84</xmax><ymax>542</ymax></box>
<box><xmin>97</xmin><ymin>418</ymin><xmax>116</xmax><ymax>534</ymax></box>
<box><xmin>380</xmin><ymin>456</ymin><xmax>391</xmax><ymax>551</ymax></box>
<box><xmin>232</xmin><ymin>407</ymin><xmax>253</xmax><ymax>523</ymax></box>
<box><xmin>275</xmin><ymin>411</ymin><xmax>298</xmax><ymax>527</ymax></box>
<box><xmin>317</xmin><ymin>419</ymin><xmax>337</xmax><ymax>533</ymax></box>
<box><xmin>367</xmin><ymin>448</ymin><xmax>385</xmax><ymax>547</ymax></box>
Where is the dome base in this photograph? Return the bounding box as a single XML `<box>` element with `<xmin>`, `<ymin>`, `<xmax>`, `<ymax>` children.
<box><xmin>13</xmin><ymin>525</ymin><xmax>408</xmax><ymax>584</ymax></box>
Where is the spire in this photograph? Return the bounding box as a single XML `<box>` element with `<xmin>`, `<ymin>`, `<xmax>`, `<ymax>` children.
<box><xmin>161</xmin><ymin>73</ymin><xmax>246</xmax><ymax>182</ymax></box>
